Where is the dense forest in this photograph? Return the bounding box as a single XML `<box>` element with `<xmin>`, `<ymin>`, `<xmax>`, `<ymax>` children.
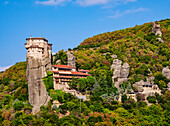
<box><xmin>0</xmin><ymin>19</ymin><xmax>170</xmax><ymax>125</ymax></box>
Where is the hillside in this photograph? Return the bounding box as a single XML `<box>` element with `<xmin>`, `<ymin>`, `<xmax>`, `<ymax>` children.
<box><xmin>0</xmin><ymin>19</ymin><xmax>170</xmax><ymax>125</ymax></box>
<box><xmin>0</xmin><ymin>62</ymin><xmax>28</xmax><ymax>101</ymax></box>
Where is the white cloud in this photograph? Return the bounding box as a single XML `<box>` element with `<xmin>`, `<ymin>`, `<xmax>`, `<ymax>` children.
<box><xmin>0</xmin><ymin>66</ymin><xmax>11</xmax><ymax>72</ymax></box>
<box><xmin>75</xmin><ymin>0</ymin><xmax>110</xmax><ymax>6</ymax></box>
<box><xmin>108</xmin><ymin>8</ymin><xmax>149</xmax><ymax>18</ymax></box>
<box><xmin>35</xmin><ymin>0</ymin><xmax>71</xmax><ymax>5</ymax></box>
<box><xmin>52</xmin><ymin>52</ymin><xmax>57</xmax><ymax>55</ymax></box>
<box><xmin>4</xmin><ymin>1</ymin><xmax>9</xmax><ymax>5</ymax></box>
<box><xmin>35</xmin><ymin>0</ymin><xmax>136</xmax><ymax>6</ymax></box>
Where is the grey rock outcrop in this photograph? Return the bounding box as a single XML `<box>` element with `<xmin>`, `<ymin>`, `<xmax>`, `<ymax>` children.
<box><xmin>121</xmin><ymin>63</ymin><xmax>130</xmax><ymax>78</ymax></box>
<box><xmin>56</xmin><ymin>59</ymin><xmax>61</xmax><ymax>64</ymax></box>
<box><xmin>152</xmin><ymin>22</ymin><xmax>162</xmax><ymax>37</ymax></box>
<box><xmin>27</xmin><ymin>58</ymin><xmax>51</xmax><ymax>114</ymax></box>
<box><xmin>67</xmin><ymin>51</ymin><xmax>76</xmax><ymax>67</ymax></box>
<box><xmin>111</xmin><ymin>59</ymin><xmax>129</xmax><ymax>89</ymax></box>
<box><xmin>133</xmin><ymin>80</ymin><xmax>144</xmax><ymax>92</ymax></box>
<box><xmin>157</xmin><ymin>38</ymin><xmax>164</xmax><ymax>43</ymax></box>
<box><xmin>111</xmin><ymin>54</ymin><xmax>117</xmax><ymax>59</ymax></box>
<box><xmin>167</xmin><ymin>83</ymin><xmax>170</xmax><ymax>90</ymax></box>
<box><xmin>162</xmin><ymin>66</ymin><xmax>170</xmax><ymax>79</ymax></box>
<box><xmin>152</xmin><ymin>22</ymin><xmax>164</xmax><ymax>43</ymax></box>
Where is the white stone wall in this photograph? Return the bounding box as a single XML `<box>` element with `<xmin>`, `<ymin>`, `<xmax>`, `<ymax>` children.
<box><xmin>26</xmin><ymin>38</ymin><xmax>51</xmax><ymax>59</ymax></box>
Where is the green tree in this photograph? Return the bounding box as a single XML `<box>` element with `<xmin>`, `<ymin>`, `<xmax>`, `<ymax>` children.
<box><xmin>68</xmin><ymin>76</ymin><xmax>77</xmax><ymax>90</ymax></box>
<box><xmin>86</xmin><ymin>76</ymin><xmax>95</xmax><ymax>89</ymax></box>
<box><xmin>13</xmin><ymin>101</ymin><xmax>24</xmax><ymax>111</ymax></box>
<box><xmin>121</xmin><ymin>94</ymin><xmax>128</xmax><ymax>103</ymax></box>
<box><xmin>77</xmin><ymin>78</ymin><xmax>87</xmax><ymax>92</ymax></box>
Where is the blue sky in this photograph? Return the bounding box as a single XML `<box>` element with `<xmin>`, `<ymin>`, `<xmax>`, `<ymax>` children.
<box><xmin>0</xmin><ymin>0</ymin><xmax>169</xmax><ymax>71</ymax></box>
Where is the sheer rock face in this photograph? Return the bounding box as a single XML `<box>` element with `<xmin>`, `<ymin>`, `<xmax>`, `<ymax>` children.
<box><xmin>27</xmin><ymin>57</ymin><xmax>51</xmax><ymax>113</ymax></box>
<box><xmin>67</xmin><ymin>51</ymin><xmax>76</xmax><ymax>67</ymax></box>
<box><xmin>162</xmin><ymin>66</ymin><xmax>170</xmax><ymax>79</ymax></box>
<box><xmin>121</xmin><ymin>63</ymin><xmax>130</xmax><ymax>78</ymax></box>
<box><xmin>111</xmin><ymin>59</ymin><xmax>129</xmax><ymax>89</ymax></box>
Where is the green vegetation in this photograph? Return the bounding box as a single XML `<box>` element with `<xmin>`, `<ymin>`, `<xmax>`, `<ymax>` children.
<box><xmin>0</xmin><ymin>19</ymin><xmax>170</xmax><ymax>125</ymax></box>
<box><xmin>53</xmin><ymin>50</ymin><xmax>67</xmax><ymax>65</ymax></box>
<box><xmin>69</xmin><ymin>76</ymin><xmax>95</xmax><ymax>92</ymax></box>
<box><xmin>73</xmin><ymin>19</ymin><xmax>170</xmax><ymax>91</ymax></box>
<box><xmin>43</xmin><ymin>71</ymin><xmax>54</xmax><ymax>93</ymax></box>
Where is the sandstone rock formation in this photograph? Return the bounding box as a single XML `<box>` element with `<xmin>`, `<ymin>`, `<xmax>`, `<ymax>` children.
<box><xmin>27</xmin><ymin>58</ymin><xmax>51</xmax><ymax>113</ymax></box>
<box><xmin>152</xmin><ymin>22</ymin><xmax>162</xmax><ymax>37</ymax></box>
<box><xmin>56</xmin><ymin>59</ymin><xmax>61</xmax><ymax>64</ymax></box>
<box><xmin>162</xmin><ymin>66</ymin><xmax>170</xmax><ymax>79</ymax></box>
<box><xmin>152</xmin><ymin>22</ymin><xmax>164</xmax><ymax>43</ymax></box>
<box><xmin>67</xmin><ymin>51</ymin><xmax>76</xmax><ymax>67</ymax></box>
<box><xmin>133</xmin><ymin>80</ymin><xmax>144</xmax><ymax>92</ymax></box>
<box><xmin>167</xmin><ymin>82</ymin><xmax>170</xmax><ymax>90</ymax></box>
<box><xmin>111</xmin><ymin>54</ymin><xmax>117</xmax><ymax>59</ymax></box>
<box><xmin>111</xmin><ymin>59</ymin><xmax>129</xmax><ymax>89</ymax></box>
<box><xmin>25</xmin><ymin>37</ymin><xmax>52</xmax><ymax>114</ymax></box>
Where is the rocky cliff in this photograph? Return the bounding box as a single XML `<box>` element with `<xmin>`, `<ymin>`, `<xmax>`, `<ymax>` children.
<box><xmin>111</xmin><ymin>59</ymin><xmax>129</xmax><ymax>89</ymax></box>
<box><xmin>67</xmin><ymin>51</ymin><xmax>76</xmax><ymax>67</ymax></box>
<box><xmin>162</xmin><ymin>66</ymin><xmax>170</xmax><ymax>80</ymax></box>
<box><xmin>27</xmin><ymin>57</ymin><xmax>51</xmax><ymax>113</ymax></box>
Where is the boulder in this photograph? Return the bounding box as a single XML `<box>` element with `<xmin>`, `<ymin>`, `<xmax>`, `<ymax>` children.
<box><xmin>133</xmin><ymin>80</ymin><xmax>144</xmax><ymax>92</ymax></box>
<box><xmin>56</xmin><ymin>60</ymin><xmax>61</xmax><ymax>64</ymax></box>
<box><xmin>111</xmin><ymin>54</ymin><xmax>117</xmax><ymax>59</ymax></box>
<box><xmin>162</xmin><ymin>66</ymin><xmax>170</xmax><ymax>79</ymax></box>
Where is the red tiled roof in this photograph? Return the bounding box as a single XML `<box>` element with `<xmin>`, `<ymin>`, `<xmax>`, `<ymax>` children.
<box><xmin>71</xmin><ymin>72</ymin><xmax>91</xmax><ymax>76</ymax></box>
<box><xmin>78</xmin><ymin>69</ymin><xmax>90</xmax><ymax>72</ymax></box>
<box><xmin>52</xmin><ymin>65</ymin><xmax>76</xmax><ymax>69</ymax></box>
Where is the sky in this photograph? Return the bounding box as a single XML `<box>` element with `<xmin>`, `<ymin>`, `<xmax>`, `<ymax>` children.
<box><xmin>0</xmin><ymin>0</ymin><xmax>170</xmax><ymax>71</ymax></box>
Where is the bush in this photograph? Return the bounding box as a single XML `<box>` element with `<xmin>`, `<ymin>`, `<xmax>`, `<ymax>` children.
<box><xmin>43</xmin><ymin>71</ymin><xmax>54</xmax><ymax>93</ymax></box>
<box><xmin>121</xmin><ymin>94</ymin><xmax>127</xmax><ymax>103</ymax></box>
<box><xmin>13</xmin><ymin>101</ymin><xmax>24</xmax><ymax>111</ymax></box>
<box><xmin>147</xmin><ymin>96</ymin><xmax>157</xmax><ymax>103</ymax></box>
<box><xmin>137</xmin><ymin>101</ymin><xmax>147</xmax><ymax>108</ymax></box>
<box><xmin>87</xmin><ymin>116</ymin><xmax>98</xmax><ymax>125</ymax></box>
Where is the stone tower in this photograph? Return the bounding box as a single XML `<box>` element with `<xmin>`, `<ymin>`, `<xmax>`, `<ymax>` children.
<box><xmin>25</xmin><ymin>36</ymin><xmax>52</xmax><ymax>113</ymax></box>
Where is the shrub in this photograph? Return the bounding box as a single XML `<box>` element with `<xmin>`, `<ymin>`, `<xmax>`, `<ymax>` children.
<box><xmin>13</xmin><ymin>101</ymin><xmax>24</xmax><ymax>111</ymax></box>
<box><xmin>121</xmin><ymin>94</ymin><xmax>127</xmax><ymax>103</ymax></box>
<box><xmin>147</xmin><ymin>96</ymin><xmax>157</xmax><ymax>103</ymax></box>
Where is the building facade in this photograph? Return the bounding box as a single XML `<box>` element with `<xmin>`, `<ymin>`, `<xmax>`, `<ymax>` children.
<box><xmin>25</xmin><ymin>36</ymin><xmax>52</xmax><ymax>59</ymax></box>
<box><xmin>52</xmin><ymin>65</ymin><xmax>91</xmax><ymax>90</ymax></box>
